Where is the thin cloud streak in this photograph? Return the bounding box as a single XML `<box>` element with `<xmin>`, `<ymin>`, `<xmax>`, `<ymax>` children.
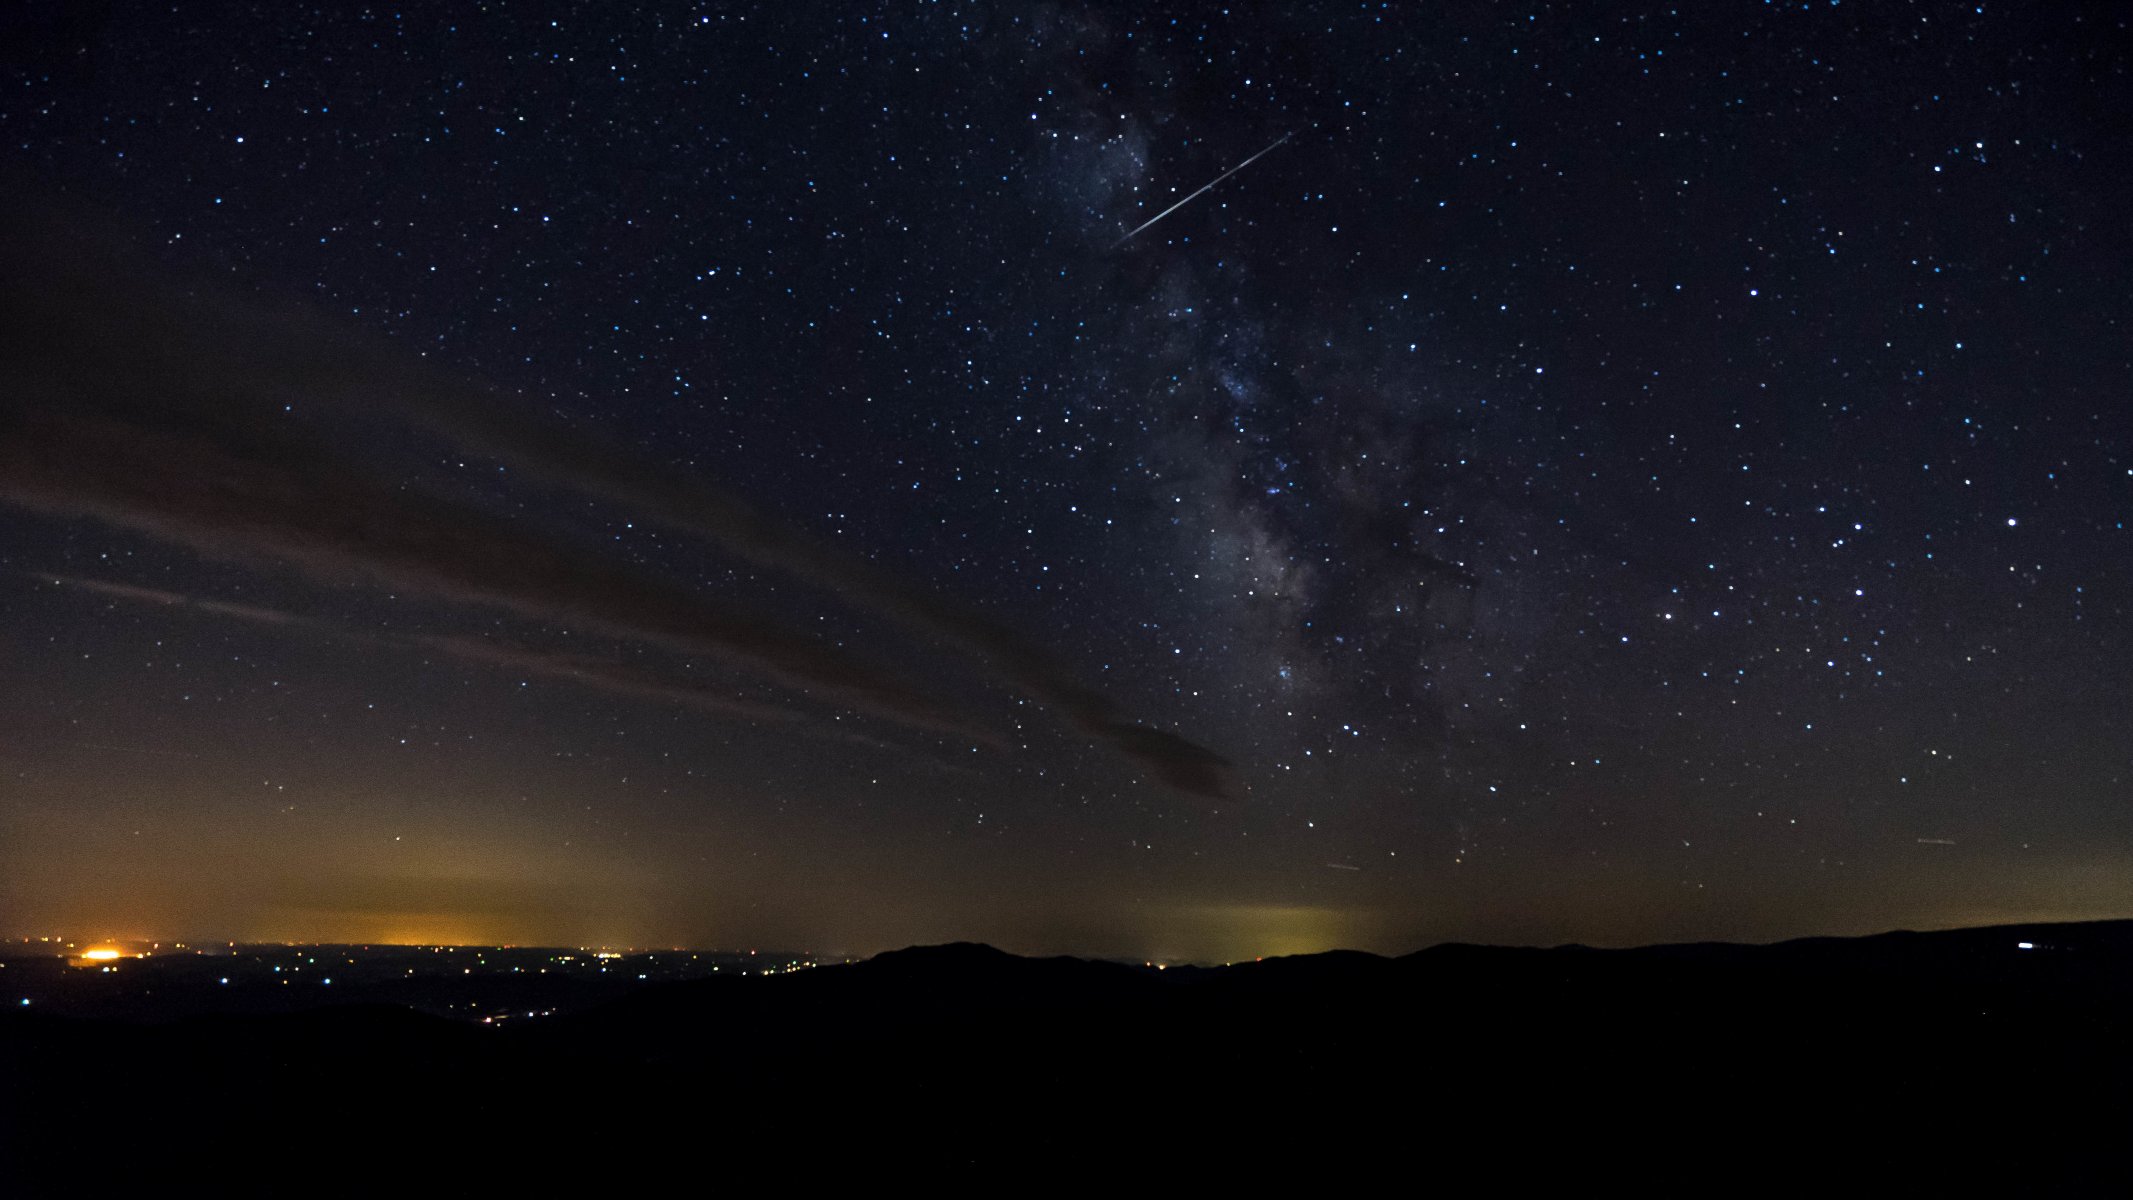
<box><xmin>0</xmin><ymin>408</ymin><xmax>994</xmax><ymax>748</ymax></box>
<box><xmin>30</xmin><ymin>573</ymin><xmax>974</xmax><ymax>764</ymax></box>
<box><xmin>1</xmin><ymin>193</ymin><xmax>1223</xmax><ymax>793</ymax></box>
<box><xmin>390</xmin><ymin>365</ymin><xmax>1236</xmax><ymax>796</ymax></box>
<box><xmin>38</xmin><ymin>574</ymin><xmax>796</xmax><ymax>725</ymax></box>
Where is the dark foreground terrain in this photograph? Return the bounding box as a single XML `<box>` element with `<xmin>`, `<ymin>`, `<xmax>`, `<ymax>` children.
<box><xmin>5</xmin><ymin>921</ymin><xmax>2129</xmax><ymax>1192</ymax></box>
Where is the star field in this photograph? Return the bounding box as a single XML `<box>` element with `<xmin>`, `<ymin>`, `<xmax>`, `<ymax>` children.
<box><xmin>1</xmin><ymin>1</ymin><xmax>2128</xmax><ymax>959</ymax></box>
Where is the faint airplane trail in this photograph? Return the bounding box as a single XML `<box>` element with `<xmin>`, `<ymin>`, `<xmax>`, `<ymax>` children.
<box><xmin>1114</xmin><ymin>132</ymin><xmax>1293</xmax><ymax>247</ymax></box>
<box><xmin>68</xmin><ymin>743</ymin><xmax>204</xmax><ymax>759</ymax></box>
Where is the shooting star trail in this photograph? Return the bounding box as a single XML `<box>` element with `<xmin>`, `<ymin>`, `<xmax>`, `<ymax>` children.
<box><xmin>1114</xmin><ymin>132</ymin><xmax>1293</xmax><ymax>247</ymax></box>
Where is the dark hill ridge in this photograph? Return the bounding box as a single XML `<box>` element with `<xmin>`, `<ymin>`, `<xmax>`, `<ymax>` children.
<box><xmin>546</xmin><ymin>917</ymin><xmax>2133</xmax><ymax>1026</ymax></box>
<box><xmin>514</xmin><ymin>919</ymin><xmax>2133</xmax><ymax>1089</ymax></box>
<box><xmin>3</xmin><ymin>920</ymin><xmax>2129</xmax><ymax>1189</ymax></box>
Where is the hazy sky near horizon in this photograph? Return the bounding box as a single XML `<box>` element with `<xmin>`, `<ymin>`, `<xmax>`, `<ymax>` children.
<box><xmin>3</xmin><ymin>2</ymin><xmax>2129</xmax><ymax>959</ymax></box>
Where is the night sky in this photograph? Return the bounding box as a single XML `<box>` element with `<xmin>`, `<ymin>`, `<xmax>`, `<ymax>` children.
<box><xmin>3</xmin><ymin>2</ymin><xmax>2128</xmax><ymax>961</ymax></box>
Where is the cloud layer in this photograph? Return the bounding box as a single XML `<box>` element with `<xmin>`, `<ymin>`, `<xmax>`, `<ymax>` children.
<box><xmin>0</xmin><ymin>192</ymin><xmax>1229</xmax><ymax>794</ymax></box>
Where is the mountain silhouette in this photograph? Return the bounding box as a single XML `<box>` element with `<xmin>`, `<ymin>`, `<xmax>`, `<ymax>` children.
<box><xmin>4</xmin><ymin>921</ymin><xmax>2128</xmax><ymax>1191</ymax></box>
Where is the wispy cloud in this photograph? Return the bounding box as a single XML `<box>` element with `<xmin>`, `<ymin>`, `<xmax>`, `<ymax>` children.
<box><xmin>0</xmin><ymin>406</ymin><xmax>995</xmax><ymax>743</ymax></box>
<box><xmin>383</xmin><ymin>348</ymin><xmax>1235</xmax><ymax>795</ymax></box>
<box><xmin>0</xmin><ymin>193</ymin><xmax>1228</xmax><ymax>794</ymax></box>
<box><xmin>31</xmin><ymin>573</ymin><xmax>979</xmax><ymax>763</ymax></box>
<box><xmin>37</xmin><ymin>573</ymin><xmax>793</xmax><ymax>720</ymax></box>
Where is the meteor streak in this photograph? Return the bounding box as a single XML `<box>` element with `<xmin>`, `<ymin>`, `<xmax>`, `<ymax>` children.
<box><xmin>1114</xmin><ymin>132</ymin><xmax>1293</xmax><ymax>247</ymax></box>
